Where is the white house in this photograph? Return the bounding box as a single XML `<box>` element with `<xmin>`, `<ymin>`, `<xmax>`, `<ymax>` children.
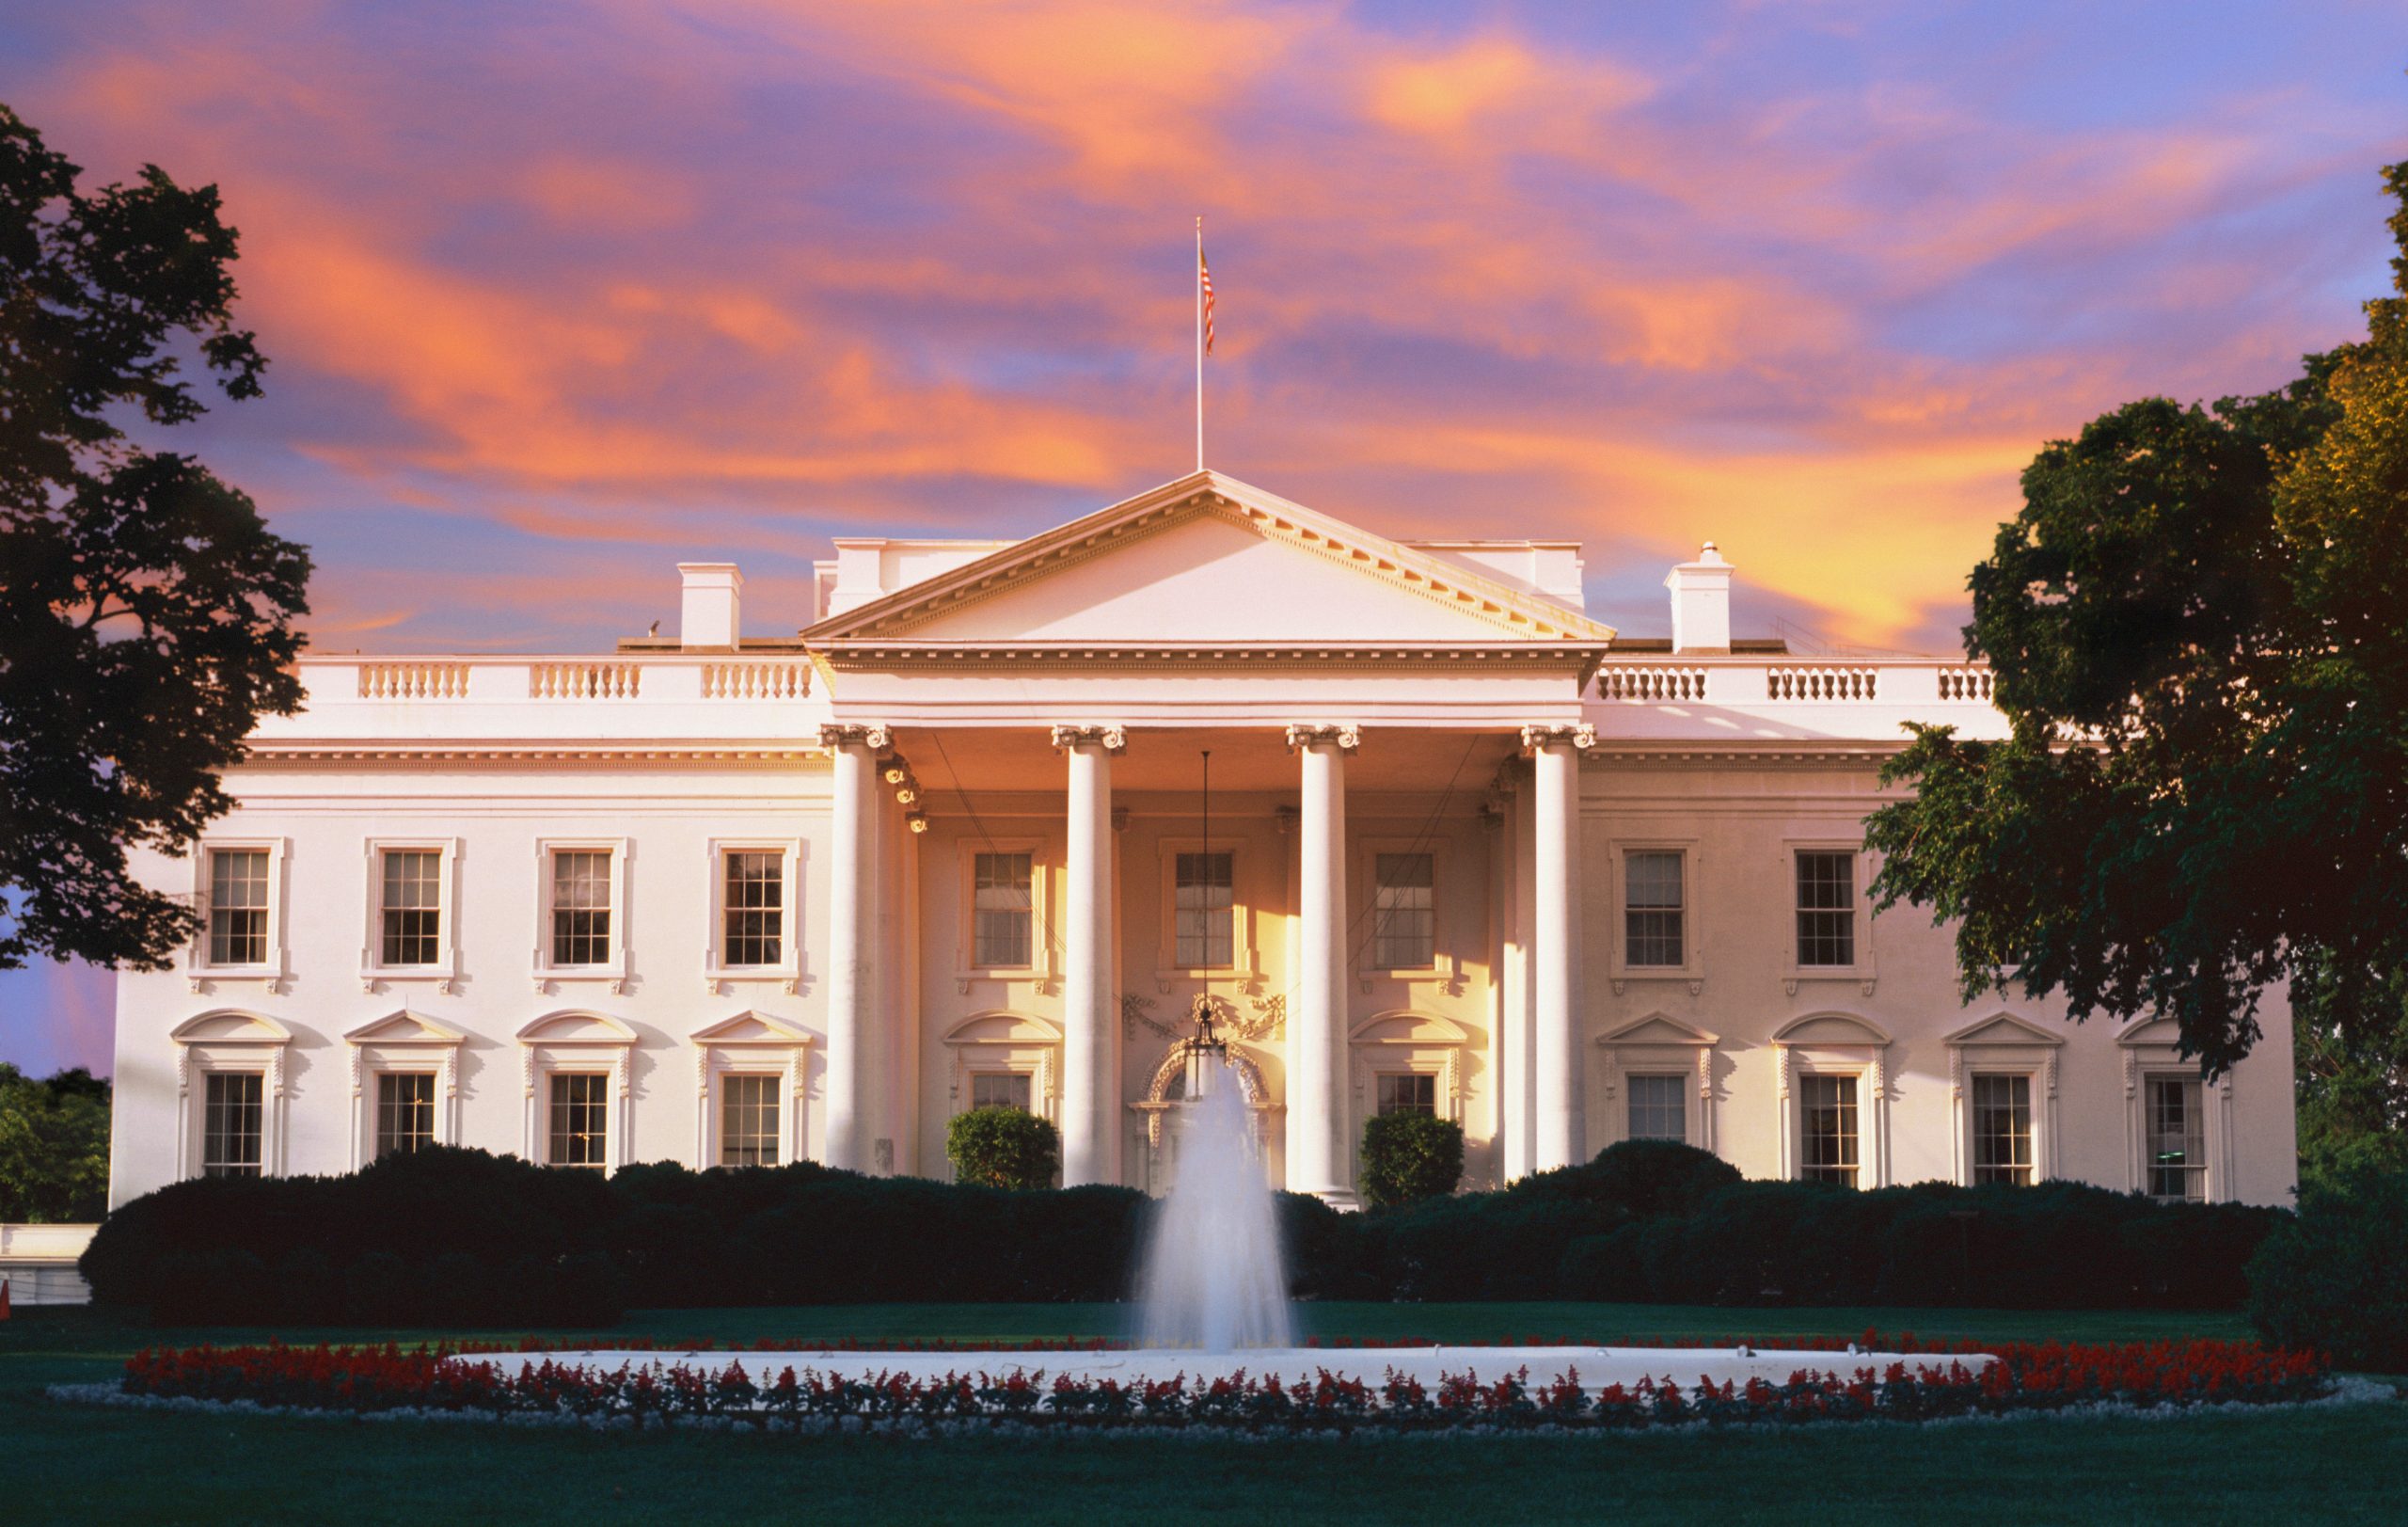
<box><xmin>106</xmin><ymin>470</ymin><xmax>2297</xmax><ymax>1208</ymax></box>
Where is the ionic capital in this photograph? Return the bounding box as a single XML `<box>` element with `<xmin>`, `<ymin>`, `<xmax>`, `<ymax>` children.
<box><xmin>1519</xmin><ymin>722</ymin><xmax>1596</xmax><ymax>754</ymax></box>
<box><xmin>816</xmin><ymin>723</ymin><xmax>892</xmax><ymax>752</ymax></box>
<box><xmin>1049</xmin><ymin>724</ymin><xmax>1127</xmax><ymax>753</ymax></box>
<box><xmin>1283</xmin><ymin>724</ymin><xmax>1360</xmax><ymax>752</ymax></box>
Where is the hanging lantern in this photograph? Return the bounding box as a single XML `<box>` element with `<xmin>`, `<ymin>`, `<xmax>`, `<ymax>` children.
<box><xmin>1184</xmin><ymin>1002</ymin><xmax>1226</xmax><ymax>1100</ymax></box>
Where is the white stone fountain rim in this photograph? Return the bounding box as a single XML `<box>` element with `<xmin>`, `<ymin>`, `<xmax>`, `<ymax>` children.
<box><xmin>475</xmin><ymin>1344</ymin><xmax>1994</xmax><ymax>1389</ymax></box>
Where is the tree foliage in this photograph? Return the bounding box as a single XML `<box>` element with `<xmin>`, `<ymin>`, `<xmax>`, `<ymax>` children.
<box><xmin>0</xmin><ymin>102</ymin><xmax>309</xmax><ymax>970</ymax></box>
<box><xmin>0</xmin><ymin>1062</ymin><xmax>110</xmax><ymax>1221</ymax></box>
<box><xmin>944</xmin><ymin>1105</ymin><xmax>1060</xmax><ymax>1190</ymax></box>
<box><xmin>1867</xmin><ymin>160</ymin><xmax>2408</xmax><ymax>1081</ymax></box>
<box><xmin>1358</xmin><ymin>1111</ymin><xmax>1465</xmax><ymax>1211</ymax></box>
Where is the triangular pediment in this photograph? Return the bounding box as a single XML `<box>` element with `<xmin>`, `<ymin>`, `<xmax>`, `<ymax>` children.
<box><xmin>691</xmin><ymin>1010</ymin><xmax>813</xmax><ymax>1046</ymax></box>
<box><xmin>804</xmin><ymin>472</ymin><xmax>1611</xmax><ymax>646</ymax></box>
<box><xmin>1944</xmin><ymin>1012</ymin><xmax>2064</xmax><ymax>1049</ymax></box>
<box><xmin>1599</xmin><ymin>1012</ymin><xmax>1719</xmax><ymax>1048</ymax></box>
<box><xmin>344</xmin><ymin>1010</ymin><xmax>465</xmax><ymax>1047</ymax></box>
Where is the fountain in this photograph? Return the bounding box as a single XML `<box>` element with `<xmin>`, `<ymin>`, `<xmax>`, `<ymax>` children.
<box><xmin>1136</xmin><ymin>1061</ymin><xmax>1291</xmax><ymax>1351</ymax></box>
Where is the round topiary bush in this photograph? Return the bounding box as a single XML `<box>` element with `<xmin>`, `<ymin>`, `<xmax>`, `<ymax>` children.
<box><xmin>2248</xmin><ymin>1166</ymin><xmax>2408</xmax><ymax>1372</ymax></box>
<box><xmin>1359</xmin><ymin>1112</ymin><xmax>1465</xmax><ymax>1211</ymax></box>
<box><xmin>946</xmin><ymin>1105</ymin><xmax>1060</xmax><ymax>1190</ymax></box>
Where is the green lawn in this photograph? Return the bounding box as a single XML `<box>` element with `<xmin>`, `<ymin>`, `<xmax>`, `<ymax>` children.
<box><xmin>6</xmin><ymin>1302</ymin><xmax>2400</xmax><ymax>1526</ymax></box>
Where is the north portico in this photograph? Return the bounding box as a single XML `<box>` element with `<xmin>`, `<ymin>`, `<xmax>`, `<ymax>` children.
<box><xmin>802</xmin><ymin>472</ymin><xmax>1614</xmax><ymax>1201</ymax></box>
<box><xmin>105</xmin><ymin>469</ymin><xmax>2301</xmax><ymax>1210</ymax></box>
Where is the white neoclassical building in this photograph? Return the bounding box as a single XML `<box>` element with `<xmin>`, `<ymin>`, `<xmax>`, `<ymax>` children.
<box><xmin>106</xmin><ymin>471</ymin><xmax>2297</xmax><ymax>1208</ymax></box>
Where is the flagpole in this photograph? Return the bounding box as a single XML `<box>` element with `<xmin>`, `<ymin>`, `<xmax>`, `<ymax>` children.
<box><xmin>1195</xmin><ymin>215</ymin><xmax>1204</xmax><ymax>474</ymax></box>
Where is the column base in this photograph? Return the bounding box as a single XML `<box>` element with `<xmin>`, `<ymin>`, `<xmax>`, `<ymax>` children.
<box><xmin>1307</xmin><ymin>1187</ymin><xmax>1362</xmax><ymax>1213</ymax></box>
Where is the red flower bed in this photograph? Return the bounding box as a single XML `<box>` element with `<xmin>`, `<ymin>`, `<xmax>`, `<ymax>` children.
<box><xmin>114</xmin><ymin>1335</ymin><xmax>2329</xmax><ymax>1432</ymax></box>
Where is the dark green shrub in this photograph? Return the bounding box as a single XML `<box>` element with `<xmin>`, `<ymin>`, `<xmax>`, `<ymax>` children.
<box><xmin>946</xmin><ymin>1106</ymin><xmax>1061</xmax><ymax>1190</ymax></box>
<box><xmin>1359</xmin><ymin>1113</ymin><xmax>1465</xmax><ymax>1210</ymax></box>
<box><xmin>2249</xmin><ymin>1167</ymin><xmax>2408</xmax><ymax>1371</ymax></box>
<box><xmin>549</xmin><ymin>1250</ymin><xmax>631</xmax><ymax>1328</ymax></box>
<box><xmin>1513</xmin><ymin>1139</ymin><xmax>1742</xmax><ymax>1220</ymax></box>
<box><xmin>343</xmin><ymin>1251</ymin><xmax>420</xmax><ymax>1325</ymax></box>
<box><xmin>148</xmin><ymin>1249</ymin><xmax>268</xmax><ymax>1325</ymax></box>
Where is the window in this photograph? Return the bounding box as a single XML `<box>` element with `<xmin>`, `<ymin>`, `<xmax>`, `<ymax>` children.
<box><xmin>1627</xmin><ymin>1074</ymin><xmax>1687</xmax><ymax>1142</ymax></box>
<box><xmin>1798</xmin><ymin>1074</ymin><xmax>1859</xmax><ymax>1185</ymax></box>
<box><xmin>1971</xmin><ymin>1074</ymin><xmax>2034</xmax><ymax>1185</ymax></box>
<box><xmin>201</xmin><ymin>1072</ymin><xmax>264</xmax><ymax>1178</ymax></box>
<box><xmin>375</xmin><ymin>1072</ymin><xmax>436</xmax><ymax>1159</ymax></box>
<box><xmin>379</xmin><ymin>849</ymin><xmax>442</xmax><ymax>965</ymax></box>
<box><xmin>720</xmin><ymin>1074</ymin><xmax>781</xmax><ymax>1167</ymax></box>
<box><xmin>1795</xmin><ymin>851</ymin><xmax>1856</xmax><ymax>967</ymax></box>
<box><xmin>547</xmin><ymin>1073</ymin><xmax>610</xmax><ymax>1169</ymax></box>
<box><xmin>722</xmin><ymin>851</ymin><xmax>784</xmax><ymax>966</ymax></box>
<box><xmin>1624</xmin><ymin>851</ymin><xmax>1685</xmax><ymax>968</ymax></box>
<box><xmin>971</xmin><ymin>1072</ymin><xmax>1034</xmax><ymax>1112</ymax></box>
<box><xmin>2146</xmin><ymin>1076</ymin><xmax>2205</xmax><ymax>1202</ymax></box>
<box><xmin>1174</xmin><ymin>851</ymin><xmax>1233</xmax><ymax>967</ymax></box>
<box><xmin>1370</xmin><ymin>852</ymin><xmax>1436</xmax><ymax>969</ymax></box>
<box><xmin>207</xmin><ymin>849</ymin><xmax>269</xmax><ymax>966</ymax></box>
<box><xmin>1375</xmin><ymin>1073</ymin><xmax>1436</xmax><ymax>1117</ymax></box>
<box><xmin>973</xmin><ymin>852</ymin><xmax>1035</xmax><ymax>968</ymax></box>
<box><xmin>550</xmin><ymin>850</ymin><xmax>612</xmax><ymax>966</ymax></box>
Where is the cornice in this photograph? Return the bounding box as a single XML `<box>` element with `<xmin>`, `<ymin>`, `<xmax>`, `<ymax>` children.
<box><xmin>237</xmin><ymin>744</ymin><xmax>833</xmax><ymax>772</ymax></box>
<box><xmin>1582</xmin><ymin>740</ymin><xmax>1909</xmax><ymax>770</ymax></box>
<box><xmin>810</xmin><ymin>640</ymin><xmax>1609</xmax><ymax>675</ymax></box>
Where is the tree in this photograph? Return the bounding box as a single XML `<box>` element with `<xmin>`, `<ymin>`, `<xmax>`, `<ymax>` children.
<box><xmin>1866</xmin><ymin>160</ymin><xmax>2408</xmax><ymax>1081</ymax></box>
<box><xmin>1358</xmin><ymin>1112</ymin><xmax>1464</xmax><ymax>1210</ymax></box>
<box><xmin>0</xmin><ymin>1063</ymin><xmax>111</xmax><ymax>1221</ymax></box>
<box><xmin>0</xmin><ymin>102</ymin><xmax>310</xmax><ymax>971</ymax></box>
<box><xmin>945</xmin><ymin>1105</ymin><xmax>1060</xmax><ymax>1189</ymax></box>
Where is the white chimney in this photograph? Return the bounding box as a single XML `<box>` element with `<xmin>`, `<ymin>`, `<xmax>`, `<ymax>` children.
<box><xmin>678</xmin><ymin>562</ymin><xmax>743</xmax><ymax>649</ymax></box>
<box><xmin>1665</xmin><ymin>542</ymin><xmax>1732</xmax><ymax>653</ymax></box>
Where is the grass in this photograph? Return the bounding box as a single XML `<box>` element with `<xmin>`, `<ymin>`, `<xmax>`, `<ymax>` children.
<box><xmin>6</xmin><ymin>1301</ymin><xmax>2401</xmax><ymax>1526</ymax></box>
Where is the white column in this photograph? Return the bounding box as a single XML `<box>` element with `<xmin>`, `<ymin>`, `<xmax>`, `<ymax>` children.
<box><xmin>818</xmin><ymin>723</ymin><xmax>887</xmax><ymax>1171</ymax></box>
<box><xmin>1287</xmin><ymin>724</ymin><xmax>1358</xmax><ymax>1206</ymax></box>
<box><xmin>1524</xmin><ymin>724</ymin><xmax>1593</xmax><ymax>1171</ymax></box>
<box><xmin>1054</xmin><ymin>724</ymin><xmax>1126</xmax><ymax>1186</ymax></box>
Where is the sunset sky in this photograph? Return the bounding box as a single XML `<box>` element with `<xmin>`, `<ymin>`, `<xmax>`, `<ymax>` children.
<box><xmin>5</xmin><ymin>1</ymin><xmax>2406</xmax><ymax>1074</ymax></box>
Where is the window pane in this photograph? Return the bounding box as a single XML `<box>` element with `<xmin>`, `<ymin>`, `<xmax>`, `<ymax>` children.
<box><xmin>550</xmin><ymin>850</ymin><xmax>612</xmax><ymax>965</ymax></box>
<box><xmin>973</xmin><ymin>852</ymin><xmax>1035</xmax><ymax>967</ymax></box>
<box><xmin>1627</xmin><ymin>1074</ymin><xmax>1687</xmax><ymax>1142</ymax></box>
<box><xmin>720</xmin><ymin>1074</ymin><xmax>782</xmax><ymax>1167</ymax></box>
<box><xmin>1798</xmin><ymin>1074</ymin><xmax>1859</xmax><ymax>1186</ymax></box>
<box><xmin>1624</xmin><ymin>850</ymin><xmax>1685</xmax><ymax>967</ymax></box>
<box><xmin>375</xmin><ymin>1072</ymin><xmax>436</xmax><ymax>1159</ymax></box>
<box><xmin>1795</xmin><ymin>851</ymin><xmax>1855</xmax><ymax>967</ymax></box>
<box><xmin>1174</xmin><ymin>851</ymin><xmax>1234</xmax><ymax>967</ymax></box>
<box><xmin>2146</xmin><ymin>1076</ymin><xmax>2205</xmax><ymax>1201</ymax></box>
<box><xmin>1374</xmin><ymin>1073</ymin><xmax>1436</xmax><ymax>1117</ymax></box>
<box><xmin>380</xmin><ymin>850</ymin><xmax>442</xmax><ymax>965</ymax></box>
<box><xmin>201</xmin><ymin>1072</ymin><xmax>264</xmax><ymax>1178</ymax></box>
<box><xmin>971</xmin><ymin>1073</ymin><xmax>1034</xmax><ymax>1112</ymax></box>
<box><xmin>1371</xmin><ymin>852</ymin><xmax>1435</xmax><ymax>968</ymax></box>
<box><xmin>1971</xmin><ymin>1074</ymin><xmax>2034</xmax><ymax>1185</ymax></box>
<box><xmin>548</xmin><ymin>1073</ymin><xmax>610</xmax><ymax>1168</ymax></box>
<box><xmin>207</xmin><ymin>850</ymin><xmax>270</xmax><ymax>966</ymax></box>
<box><xmin>722</xmin><ymin>851</ymin><xmax>784</xmax><ymax>966</ymax></box>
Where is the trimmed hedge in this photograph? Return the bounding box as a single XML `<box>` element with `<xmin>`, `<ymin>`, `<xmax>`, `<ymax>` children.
<box><xmin>83</xmin><ymin>1141</ymin><xmax>2284</xmax><ymax>1325</ymax></box>
<box><xmin>945</xmin><ymin>1106</ymin><xmax>1060</xmax><ymax>1190</ymax></box>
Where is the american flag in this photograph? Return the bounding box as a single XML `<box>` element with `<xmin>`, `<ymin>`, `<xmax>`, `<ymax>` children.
<box><xmin>1199</xmin><ymin>247</ymin><xmax>1214</xmax><ymax>356</ymax></box>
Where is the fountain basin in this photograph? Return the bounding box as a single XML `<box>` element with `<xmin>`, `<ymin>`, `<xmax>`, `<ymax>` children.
<box><xmin>477</xmin><ymin>1344</ymin><xmax>1990</xmax><ymax>1390</ymax></box>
